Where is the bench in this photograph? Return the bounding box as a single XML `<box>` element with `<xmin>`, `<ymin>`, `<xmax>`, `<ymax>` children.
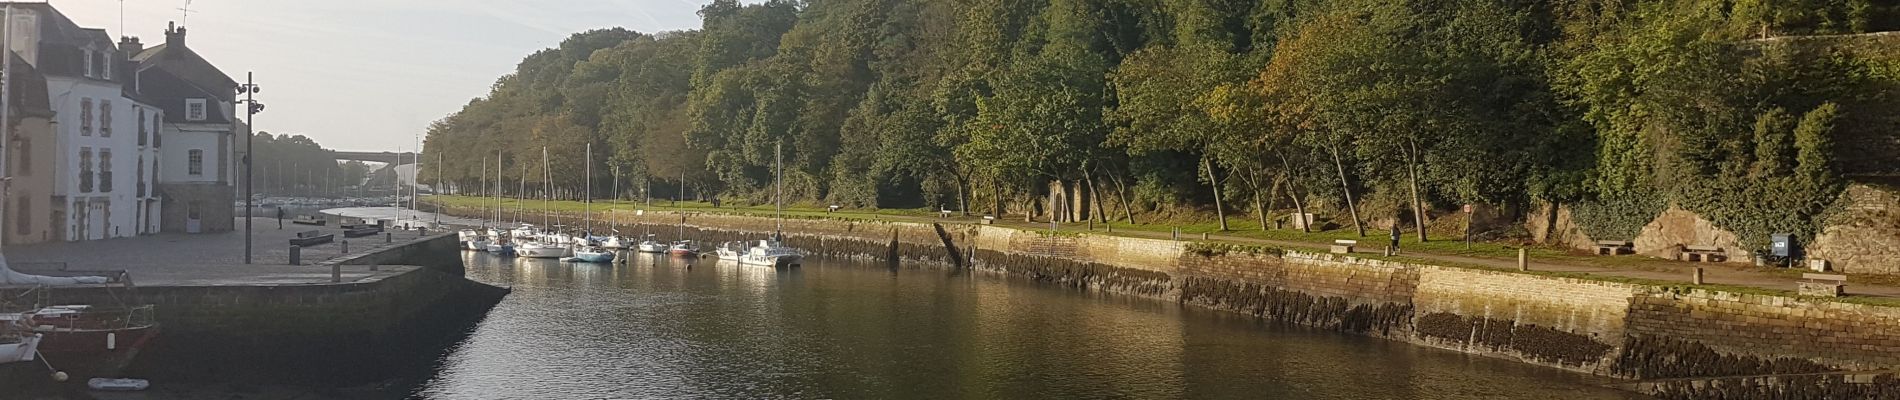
<box><xmin>940</xmin><ymin>209</ymin><xmax>954</xmax><ymax>218</ymax></box>
<box><xmin>1799</xmin><ymin>273</ymin><xmax>1847</xmax><ymax>297</ymax></box>
<box><xmin>1680</xmin><ymin>245</ymin><xmax>1726</xmax><ymax>262</ymax></box>
<box><xmin>1596</xmin><ymin>240</ymin><xmax>1633</xmax><ymax>255</ymax></box>
<box><xmin>289</xmin><ymin>230</ymin><xmax>335</xmax><ymax>246</ymax></box>
<box><xmin>980</xmin><ymin>215</ymin><xmax>996</xmax><ymax>225</ymax></box>
<box><xmin>343</xmin><ymin>225</ymin><xmax>383</xmax><ymax>238</ymax></box>
<box><xmin>1331</xmin><ymin>239</ymin><xmax>1357</xmax><ymax>254</ymax></box>
<box><xmin>827</xmin><ymin>205</ymin><xmax>842</xmax><ymax>213</ymax></box>
<box><xmin>291</xmin><ymin>215</ymin><xmax>326</xmax><ymax>226</ymax></box>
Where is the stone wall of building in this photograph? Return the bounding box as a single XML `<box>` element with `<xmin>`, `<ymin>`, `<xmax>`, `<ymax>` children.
<box><xmin>157</xmin><ymin>182</ymin><xmax>234</xmax><ymax>233</ymax></box>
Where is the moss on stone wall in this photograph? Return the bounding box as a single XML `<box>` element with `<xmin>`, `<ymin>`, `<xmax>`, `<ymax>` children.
<box><xmin>1415</xmin><ymin>312</ymin><xmax>1613</xmax><ymax>368</ymax></box>
<box><xmin>1613</xmin><ymin>335</ymin><xmax>1832</xmax><ymax>379</ymax></box>
<box><xmin>1179</xmin><ymin>277</ymin><xmax>1412</xmax><ymax>336</ymax></box>
<box><xmin>1645</xmin><ymin>373</ymin><xmax>1900</xmax><ymax>400</ymax></box>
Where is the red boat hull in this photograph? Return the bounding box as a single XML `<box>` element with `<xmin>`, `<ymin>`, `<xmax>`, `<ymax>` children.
<box><xmin>35</xmin><ymin>325</ymin><xmax>159</xmax><ymax>379</ymax></box>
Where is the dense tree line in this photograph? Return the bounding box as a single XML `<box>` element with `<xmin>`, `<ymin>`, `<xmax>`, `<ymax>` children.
<box><xmin>421</xmin><ymin>0</ymin><xmax>1898</xmax><ymax>249</ymax></box>
<box><xmin>252</xmin><ymin>132</ymin><xmax>359</xmax><ymax>195</ymax></box>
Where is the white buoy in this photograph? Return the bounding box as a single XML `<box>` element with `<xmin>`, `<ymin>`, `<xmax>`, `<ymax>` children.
<box><xmin>52</xmin><ymin>371</ymin><xmax>68</xmax><ymax>382</ymax></box>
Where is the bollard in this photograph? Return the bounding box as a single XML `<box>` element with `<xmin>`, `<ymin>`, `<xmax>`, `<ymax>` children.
<box><xmin>370</xmin><ymin>264</ymin><xmax>379</xmax><ymax>271</ymax></box>
<box><xmin>1171</xmin><ymin>228</ymin><xmax>1179</xmax><ymax>240</ymax></box>
<box><xmin>420</xmin><ymin>227</ymin><xmax>428</xmax><ymax>237</ymax></box>
<box><xmin>1692</xmin><ymin>267</ymin><xmax>1704</xmax><ymax>285</ymax></box>
<box><xmin>385</xmin><ymin>232</ymin><xmax>393</xmax><ymax>243</ymax></box>
<box><xmin>1383</xmin><ymin>246</ymin><xmax>1393</xmax><ymax>257</ymax></box>
<box><xmin>341</xmin><ymin>240</ymin><xmax>350</xmax><ymax>254</ymax></box>
<box><xmin>289</xmin><ymin>245</ymin><xmax>302</xmax><ymax>265</ymax></box>
<box><xmin>332</xmin><ymin>263</ymin><xmax>342</xmax><ymax>283</ymax></box>
<box><xmin>1106</xmin><ymin>223</ymin><xmax>1112</xmax><ymax>233</ymax></box>
<box><xmin>1517</xmin><ymin>248</ymin><xmax>1528</xmax><ymax>271</ymax></box>
<box><xmin>1201</xmin><ymin>232</ymin><xmax>1209</xmax><ymax>241</ymax></box>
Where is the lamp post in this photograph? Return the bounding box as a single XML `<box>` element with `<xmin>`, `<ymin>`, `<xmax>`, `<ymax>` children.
<box><xmin>237</xmin><ymin>73</ymin><xmax>264</xmax><ymax>264</ymax></box>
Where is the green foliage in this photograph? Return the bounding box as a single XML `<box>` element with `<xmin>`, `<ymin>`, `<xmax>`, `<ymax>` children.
<box><xmin>416</xmin><ymin>0</ymin><xmax>1891</xmax><ymax>251</ymax></box>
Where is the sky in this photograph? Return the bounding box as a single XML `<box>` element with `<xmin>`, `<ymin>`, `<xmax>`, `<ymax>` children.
<box><xmin>51</xmin><ymin>0</ymin><xmax>716</xmax><ymax>152</ymax></box>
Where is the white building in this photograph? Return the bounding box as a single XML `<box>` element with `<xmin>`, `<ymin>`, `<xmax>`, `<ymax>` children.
<box><xmin>131</xmin><ymin>23</ymin><xmax>236</xmax><ymax>234</ymax></box>
<box><xmin>4</xmin><ymin>3</ymin><xmax>163</xmax><ymax>240</ymax></box>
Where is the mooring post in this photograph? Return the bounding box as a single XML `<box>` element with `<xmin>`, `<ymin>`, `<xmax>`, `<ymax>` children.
<box><xmin>420</xmin><ymin>227</ymin><xmax>428</xmax><ymax>236</ymax></box>
<box><xmin>341</xmin><ymin>240</ymin><xmax>350</xmax><ymax>254</ymax></box>
<box><xmin>385</xmin><ymin>232</ymin><xmax>393</xmax><ymax>243</ymax></box>
<box><xmin>332</xmin><ymin>263</ymin><xmax>342</xmax><ymax>283</ymax></box>
<box><xmin>290</xmin><ymin>245</ymin><xmax>302</xmax><ymax>265</ymax></box>
<box><xmin>1518</xmin><ymin>248</ymin><xmax>1528</xmax><ymax>271</ymax></box>
<box><xmin>1693</xmin><ymin>267</ymin><xmax>1705</xmax><ymax>285</ymax></box>
<box><xmin>1171</xmin><ymin>228</ymin><xmax>1179</xmax><ymax>241</ymax></box>
<box><xmin>370</xmin><ymin>264</ymin><xmax>379</xmax><ymax>271</ymax></box>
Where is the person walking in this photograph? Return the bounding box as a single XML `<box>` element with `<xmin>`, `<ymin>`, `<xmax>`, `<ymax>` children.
<box><xmin>276</xmin><ymin>207</ymin><xmax>286</xmax><ymax>229</ymax></box>
<box><xmin>1388</xmin><ymin>224</ymin><xmax>1401</xmax><ymax>256</ymax></box>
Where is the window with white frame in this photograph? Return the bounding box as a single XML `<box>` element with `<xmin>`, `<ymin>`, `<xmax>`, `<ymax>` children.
<box><xmin>100</xmin><ymin>100</ymin><xmax>112</xmax><ymax>137</ymax></box>
<box><xmin>188</xmin><ymin>149</ymin><xmax>203</xmax><ymax>176</ymax></box>
<box><xmin>185</xmin><ymin>98</ymin><xmax>206</xmax><ymax>121</ymax></box>
<box><xmin>80</xmin><ymin>98</ymin><xmax>92</xmax><ymax>136</ymax></box>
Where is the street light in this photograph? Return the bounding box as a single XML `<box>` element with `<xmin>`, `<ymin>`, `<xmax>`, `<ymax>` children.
<box><xmin>238</xmin><ymin>73</ymin><xmax>265</xmax><ymax>264</ymax></box>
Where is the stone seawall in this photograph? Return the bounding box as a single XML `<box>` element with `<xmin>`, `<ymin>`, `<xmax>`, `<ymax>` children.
<box><xmin>2</xmin><ymin>232</ymin><xmax>509</xmax><ymax>385</ymax></box>
<box><xmin>437</xmin><ymin>203</ymin><xmax>1900</xmax><ymax>397</ymax></box>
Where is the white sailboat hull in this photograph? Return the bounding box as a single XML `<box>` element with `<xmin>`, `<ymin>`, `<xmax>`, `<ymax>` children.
<box><xmin>0</xmin><ymin>333</ymin><xmax>40</xmax><ymax>364</ymax></box>
<box><xmin>516</xmin><ymin>243</ymin><xmax>572</xmax><ymax>259</ymax></box>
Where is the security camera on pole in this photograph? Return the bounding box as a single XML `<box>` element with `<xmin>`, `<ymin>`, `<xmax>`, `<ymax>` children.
<box><xmin>238</xmin><ymin>73</ymin><xmax>265</xmax><ymax>264</ymax></box>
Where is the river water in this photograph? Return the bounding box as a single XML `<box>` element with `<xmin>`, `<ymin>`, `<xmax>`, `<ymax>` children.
<box><xmin>411</xmin><ymin>251</ymin><xmax>1644</xmax><ymax>399</ymax></box>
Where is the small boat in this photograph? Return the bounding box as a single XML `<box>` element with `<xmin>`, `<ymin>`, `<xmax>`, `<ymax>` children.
<box><xmin>515</xmin><ymin>241</ymin><xmax>571</xmax><ymax>259</ymax></box>
<box><xmin>484</xmin><ymin>241</ymin><xmax>516</xmax><ymax>256</ymax></box>
<box><xmin>718</xmin><ymin>143</ymin><xmax>803</xmax><ymax>268</ymax></box>
<box><xmin>458</xmin><ymin>229</ymin><xmax>483</xmax><ymax>250</ymax></box>
<box><xmin>668</xmin><ymin>240</ymin><xmax>698</xmax><ymax>257</ymax></box>
<box><xmin>569</xmin><ymin>246</ymin><xmax>616</xmax><ymax>263</ymax></box>
<box><xmin>635</xmin><ymin>234</ymin><xmax>667</xmax><ymax>254</ymax></box>
<box><xmin>717</xmin><ymin>238</ymin><xmax>803</xmax><ymax>268</ymax></box>
<box><xmin>87</xmin><ymin>377</ymin><xmax>150</xmax><ymax>391</ymax></box>
<box><xmin>28</xmin><ymin>305</ymin><xmax>159</xmax><ymax>380</ymax></box>
<box><xmin>600</xmin><ymin>235</ymin><xmax>628</xmax><ymax>249</ymax></box>
<box><xmin>0</xmin><ymin>313</ymin><xmax>42</xmax><ymax>366</ymax></box>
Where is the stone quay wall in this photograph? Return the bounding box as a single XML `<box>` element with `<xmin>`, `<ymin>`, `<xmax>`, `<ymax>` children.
<box><xmin>435</xmin><ymin>203</ymin><xmax>1900</xmax><ymax>394</ymax></box>
<box><xmin>1</xmin><ymin>232</ymin><xmax>509</xmax><ymax>384</ymax></box>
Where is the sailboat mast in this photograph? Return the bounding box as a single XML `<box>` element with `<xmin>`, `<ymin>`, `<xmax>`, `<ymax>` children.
<box><xmin>479</xmin><ymin>154</ymin><xmax>487</xmax><ymax>228</ymax></box>
<box><xmin>541</xmin><ymin>147</ymin><xmax>550</xmax><ymax>228</ymax></box>
<box><xmin>775</xmin><ymin>141</ymin><xmax>783</xmax><ymax>237</ymax></box>
<box><xmin>584</xmin><ymin>142</ymin><xmax>593</xmax><ymax>234</ymax></box>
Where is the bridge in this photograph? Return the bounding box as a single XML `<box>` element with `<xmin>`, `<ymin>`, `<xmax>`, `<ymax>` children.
<box><xmin>333</xmin><ymin>151</ymin><xmax>418</xmax><ymax>165</ymax></box>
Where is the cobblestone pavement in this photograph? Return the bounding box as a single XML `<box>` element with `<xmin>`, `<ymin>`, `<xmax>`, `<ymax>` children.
<box><xmin>5</xmin><ymin>218</ymin><xmax>425</xmax><ymax>286</ymax></box>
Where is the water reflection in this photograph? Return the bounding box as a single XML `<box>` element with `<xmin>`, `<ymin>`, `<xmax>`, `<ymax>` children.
<box><xmin>417</xmin><ymin>252</ymin><xmax>1644</xmax><ymax>399</ymax></box>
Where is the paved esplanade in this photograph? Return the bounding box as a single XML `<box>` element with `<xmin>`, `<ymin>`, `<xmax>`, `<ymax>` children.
<box><xmin>6</xmin><ymin>217</ymin><xmax>422</xmax><ymax>286</ymax></box>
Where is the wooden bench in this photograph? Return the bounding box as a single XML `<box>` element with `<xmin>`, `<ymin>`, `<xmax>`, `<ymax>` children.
<box><xmin>290</xmin><ymin>215</ymin><xmax>326</xmax><ymax>226</ymax></box>
<box><xmin>980</xmin><ymin>215</ymin><xmax>996</xmax><ymax>225</ymax></box>
<box><xmin>1331</xmin><ymin>239</ymin><xmax>1357</xmax><ymax>254</ymax></box>
<box><xmin>1799</xmin><ymin>273</ymin><xmax>1847</xmax><ymax>297</ymax></box>
<box><xmin>1596</xmin><ymin>240</ymin><xmax>1633</xmax><ymax>255</ymax></box>
<box><xmin>1679</xmin><ymin>245</ymin><xmax>1726</xmax><ymax>262</ymax></box>
<box><xmin>343</xmin><ymin>225</ymin><xmax>383</xmax><ymax>238</ymax></box>
<box><xmin>289</xmin><ymin>230</ymin><xmax>335</xmax><ymax>246</ymax></box>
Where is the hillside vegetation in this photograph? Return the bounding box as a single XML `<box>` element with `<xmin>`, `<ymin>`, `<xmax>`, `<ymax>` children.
<box><xmin>420</xmin><ymin>0</ymin><xmax>1899</xmax><ymax>250</ymax></box>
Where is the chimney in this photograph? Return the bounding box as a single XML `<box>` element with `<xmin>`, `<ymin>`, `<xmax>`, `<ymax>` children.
<box><xmin>119</xmin><ymin>36</ymin><xmax>142</xmax><ymax>56</ymax></box>
<box><xmin>164</xmin><ymin>21</ymin><xmax>185</xmax><ymax>48</ymax></box>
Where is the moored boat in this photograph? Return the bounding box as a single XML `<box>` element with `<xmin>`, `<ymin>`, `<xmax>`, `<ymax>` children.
<box><xmin>516</xmin><ymin>241</ymin><xmax>571</xmax><ymax>259</ymax></box>
<box><xmin>27</xmin><ymin>305</ymin><xmax>159</xmax><ymax>380</ymax></box>
<box><xmin>569</xmin><ymin>246</ymin><xmax>616</xmax><ymax>263</ymax></box>
<box><xmin>668</xmin><ymin>240</ymin><xmax>698</xmax><ymax>257</ymax></box>
<box><xmin>635</xmin><ymin>235</ymin><xmax>667</xmax><ymax>254</ymax></box>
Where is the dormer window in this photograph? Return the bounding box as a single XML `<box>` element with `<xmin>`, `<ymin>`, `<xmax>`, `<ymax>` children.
<box><xmin>82</xmin><ymin>49</ymin><xmax>93</xmax><ymax>78</ymax></box>
<box><xmin>100</xmin><ymin>50</ymin><xmax>111</xmax><ymax>79</ymax></box>
<box><xmin>185</xmin><ymin>98</ymin><xmax>206</xmax><ymax>121</ymax></box>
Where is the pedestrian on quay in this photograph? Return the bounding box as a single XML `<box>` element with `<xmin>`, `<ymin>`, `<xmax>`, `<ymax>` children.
<box><xmin>277</xmin><ymin>207</ymin><xmax>287</xmax><ymax>229</ymax></box>
<box><xmin>1389</xmin><ymin>225</ymin><xmax>1401</xmax><ymax>256</ymax></box>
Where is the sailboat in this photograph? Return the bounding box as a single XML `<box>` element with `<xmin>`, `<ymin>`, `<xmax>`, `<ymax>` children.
<box><xmin>484</xmin><ymin>151</ymin><xmax>515</xmax><ymax>256</ymax></box>
<box><xmin>569</xmin><ymin>143</ymin><xmax>615</xmax><ymax>263</ymax></box>
<box><xmin>518</xmin><ymin>147</ymin><xmax>572</xmax><ymax>259</ymax></box>
<box><xmin>668</xmin><ymin>210</ymin><xmax>697</xmax><ymax>257</ymax></box>
<box><xmin>717</xmin><ymin>142</ymin><xmax>802</xmax><ymax>267</ymax></box>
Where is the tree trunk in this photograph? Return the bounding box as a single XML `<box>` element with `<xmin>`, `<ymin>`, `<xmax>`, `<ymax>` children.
<box><xmin>1278</xmin><ymin>153</ymin><xmax>1309</xmax><ymax>233</ymax></box>
<box><xmin>1085</xmin><ymin>169</ymin><xmax>1107</xmax><ymax>223</ymax></box>
<box><xmin>1329</xmin><ymin>145</ymin><xmax>1365</xmax><ymax>237</ymax></box>
<box><xmin>1204</xmin><ymin>158</ymin><xmax>1228</xmax><ymax>231</ymax></box>
<box><xmin>1406</xmin><ymin>140</ymin><xmax>1429</xmax><ymax>242</ymax></box>
<box><xmin>1107</xmin><ymin>167</ymin><xmax>1138</xmax><ymax>225</ymax></box>
<box><xmin>955</xmin><ymin>172</ymin><xmax>970</xmax><ymax>216</ymax></box>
